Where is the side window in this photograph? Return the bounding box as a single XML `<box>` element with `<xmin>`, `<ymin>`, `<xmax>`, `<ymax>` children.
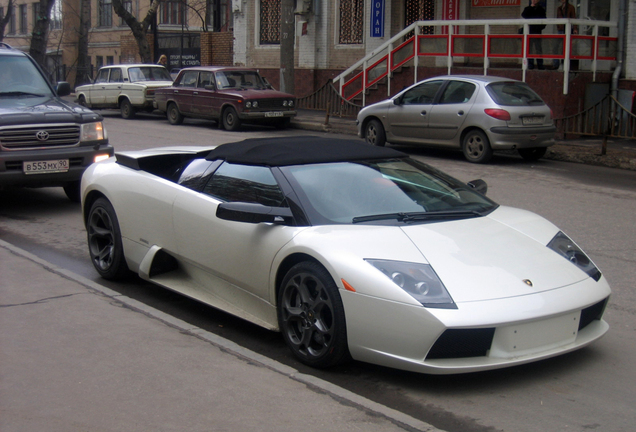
<box><xmin>198</xmin><ymin>72</ymin><xmax>214</xmax><ymax>88</ymax></box>
<box><xmin>400</xmin><ymin>80</ymin><xmax>443</xmax><ymax>105</ymax></box>
<box><xmin>95</xmin><ymin>69</ymin><xmax>110</xmax><ymax>83</ymax></box>
<box><xmin>203</xmin><ymin>162</ymin><xmax>287</xmax><ymax>207</ymax></box>
<box><xmin>109</xmin><ymin>68</ymin><xmax>123</xmax><ymax>83</ymax></box>
<box><xmin>179</xmin><ymin>71</ymin><xmax>198</xmax><ymax>88</ymax></box>
<box><xmin>439</xmin><ymin>81</ymin><xmax>476</xmax><ymax>105</ymax></box>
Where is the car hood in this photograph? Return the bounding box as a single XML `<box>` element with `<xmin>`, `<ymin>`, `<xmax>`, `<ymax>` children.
<box><xmin>0</xmin><ymin>95</ymin><xmax>103</xmax><ymax>126</ymax></box>
<box><xmin>400</xmin><ymin>206</ymin><xmax>590</xmax><ymax>303</ymax></box>
<box><xmin>295</xmin><ymin>206</ymin><xmax>592</xmax><ymax>304</ymax></box>
<box><xmin>221</xmin><ymin>88</ymin><xmax>295</xmax><ymax>99</ymax></box>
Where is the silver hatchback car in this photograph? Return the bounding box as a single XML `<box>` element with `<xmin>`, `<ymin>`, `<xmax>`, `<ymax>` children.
<box><xmin>357</xmin><ymin>75</ymin><xmax>556</xmax><ymax>163</ymax></box>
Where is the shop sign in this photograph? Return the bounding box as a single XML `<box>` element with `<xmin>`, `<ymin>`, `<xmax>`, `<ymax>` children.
<box><xmin>472</xmin><ymin>0</ymin><xmax>521</xmax><ymax>6</ymax></box>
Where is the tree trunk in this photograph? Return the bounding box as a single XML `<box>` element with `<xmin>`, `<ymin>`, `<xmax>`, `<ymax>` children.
<box><xmin>29</xmin><ymin>0</ymin><xmax>57</xmax><ymax>67</ymax></box>
<box><xmin>76</xmin><ymin>0</ymin><xmax>92</xmax><ymax>86</ymax></box>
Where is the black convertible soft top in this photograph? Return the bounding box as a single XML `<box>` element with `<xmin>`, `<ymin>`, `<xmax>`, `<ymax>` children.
<box><xmin>205</xmin><ymin>136</ymin><xmax>407</xmax><ymax>166</ymax></box>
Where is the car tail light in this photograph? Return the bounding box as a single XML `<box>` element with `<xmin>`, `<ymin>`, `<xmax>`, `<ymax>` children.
<box><xmin>484</xmin><ymin>109</ymin><xmax>511</xmax><ymax>121</ymax></box>
<box><xmin>550</xmin><ymin>109</ymin><xmax>554</xmax><ymax>119</ymax></box>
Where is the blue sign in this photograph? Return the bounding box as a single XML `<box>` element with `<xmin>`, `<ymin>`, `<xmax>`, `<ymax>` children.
<box><xmin>371</xmin><ymin>0</ymin><xmax>385</xmax><ymax>38</ymax></box>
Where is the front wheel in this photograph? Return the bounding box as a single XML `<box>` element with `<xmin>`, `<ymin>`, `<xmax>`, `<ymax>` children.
<box><xmin>222</xmin><ymin>107</ymin><xmax>241</xmax><ymax>131</ymax></box>
<box><xmin>278</xmin><ymin>261</ymin><xmax>350</xmax><ymax>368</ymax></box>
<box><xmin>462</xmin><ymin>130</ymin><xmax>493</xmax><ymax>163</ymax></box>
<box><xmin>167</xmin><ymin>102</ymin><xmax>184</xmax><ymax>125</ymax></box>
<box><xmin>87</xmin><ymin>198</ymin><xmax>129</xmax><ymax>280</ymax></box>
<box><xmin>364</xmin><ymin>119</ymin><xmax>386</xmax><ymax>147</ymax></box>
<box><xmin>518</xmin><ymin>147</ymin><xmax>547</xmax><ymax>161</ymax></box>
<box><xmin>120</xmin><ymin>99</ymin><xmax>136</xmax><ymax>119</ymax></box>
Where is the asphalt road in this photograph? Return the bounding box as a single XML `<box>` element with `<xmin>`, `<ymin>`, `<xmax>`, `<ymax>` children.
<box><xmin>1</xmin><ymin>111</ymin><xmax>635</xmax><ymax>432</ymax></box>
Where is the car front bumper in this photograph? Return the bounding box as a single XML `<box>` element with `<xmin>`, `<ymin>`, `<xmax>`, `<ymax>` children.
<box><xmin>0</xmin><ymin>142</ymin><xmax>114</xmax><ymax>188</ymax></box>
<box><xmin>341</xmin><ymin>275</ymin><xmax>610</xmax><ymax>374</ymax></box>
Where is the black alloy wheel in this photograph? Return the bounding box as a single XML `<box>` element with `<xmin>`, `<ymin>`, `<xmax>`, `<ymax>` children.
<box><xmin>278</xmin><ymin>261</ymin><xmax>350</xmax><ymax>368</ymax></box>
<box><xmin>87</xmin><ymin>197</ymin><xmax>129</xmax><ymax>280</ymax></box>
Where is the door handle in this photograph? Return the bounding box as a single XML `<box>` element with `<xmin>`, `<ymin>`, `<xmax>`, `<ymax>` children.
<box><xmin>193</xmin><ymin>92</ymin><xmax>199</xmax><ymax>95</ymax></box>
<box><xmin>457</xmin><ymin>110</ymin><xmax>465</xmax><ymax>116</ymax></box>
<box><xmin>420</xmin><ymin>110</ymin><xmax>427</xmax><ymax>116</ymax></box>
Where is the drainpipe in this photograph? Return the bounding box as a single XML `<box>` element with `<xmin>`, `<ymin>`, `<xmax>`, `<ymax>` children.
<box><xmin>611</xmin><ymin>0</ymin><xmax>626</xmax><ymax>97</ymax></box>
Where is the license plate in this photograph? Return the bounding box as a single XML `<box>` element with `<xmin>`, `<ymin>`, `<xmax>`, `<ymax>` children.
<box><xmin>522</xmin><ymin>116</ymin><xmax>543</xmax><ymax>125</ymax></box>
<box><xmin>265</xmin><ymin>111</ymin><xmax>284</xmax><ymax>118</ymax></box>
<box><xmin>23</xmin><ymin>159</ymin><xmax>70</xmax><ymax>175</ymax></box>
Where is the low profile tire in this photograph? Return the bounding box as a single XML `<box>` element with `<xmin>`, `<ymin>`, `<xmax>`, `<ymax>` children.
<box><xmin>87</xmin><ymin>197</ymin><xmax>129</xmax><ymax>280</ymax></box>
<box><xmin>167</xmin><ymin>102</ymin><xmax>184</xmax><ymax>125</ymax></box>
<box><xmin>63</xmin><ymin>181</ymin><xmax>81</xmax><ymax>203</ymax></box>
<box><xmin>518</xmin><ymin>147</ymin><xmax>547</xmax><ymax>161</ymax></box>
<box><xmin>222</xmin><ymin>107</ymin><xmax>241</xmax><ymax>131</ymax></box>
<box><xmin>120</xmin><ymin>99</ymin><xmax>136</xmax><ymax>119</ymax></box>
<box><xmin>278</xmin><ymin>261</ymin><xmax>350</xmax><ymax>368</ymax></box>
<box><xmin>364</xmin><ymin>119</ymin><xmax>386</xmax><ymax>147</ymax></box>
<box><xmin>462</xmin><ymin>129</ymin><xmax>493</xmax><ymax>164</ymax></box>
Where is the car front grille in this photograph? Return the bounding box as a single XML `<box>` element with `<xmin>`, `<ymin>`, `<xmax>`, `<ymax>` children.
<box><xmin>257</xmin><ymin>98</ymin><xmax>293</xmax><ymax>110</ymax></box>
<box><xmin>0</xmin><ymin>124</ymin><xmax>81</xmax><ymax>150</ymax></box>
<box><xmin>578</xmin><ymin>298</ymin><xmax>608</xmax><ymax>331</ymax></box>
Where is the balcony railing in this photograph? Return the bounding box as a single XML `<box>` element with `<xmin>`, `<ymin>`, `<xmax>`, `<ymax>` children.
<box><xmin>335</xmin><ymin>18</ymin><xmax>618</xmax><ymax>105</ymax></box>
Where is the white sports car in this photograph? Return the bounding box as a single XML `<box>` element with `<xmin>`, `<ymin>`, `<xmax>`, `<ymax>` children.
<box><xmin>81</xmin><ymin>137</ymin><xmax>610</xmax><ymax>374</ymax></box>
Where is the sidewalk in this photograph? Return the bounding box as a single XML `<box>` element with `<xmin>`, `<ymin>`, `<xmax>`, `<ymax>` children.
<box><xmin>0</xmin><ymin>240</ymin><xmax>442</xmax><ymax>432</ymax></box>
<box><xmin>290</xmin><ymin>109</ymin><xmax>636</xmax><ymax>171</ymax></box>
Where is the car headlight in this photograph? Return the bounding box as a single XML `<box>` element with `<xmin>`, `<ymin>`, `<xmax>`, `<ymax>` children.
<box><xmin>252</xmin><ymin>101</ymin><xmax>258</xmax><ymax>108</ymax></box>
<box><xmin>288</xmin><ymin>100</ymin><xmax>294</xmax><ymax>107</ymax></box>
<box><xmin>547</xmin><ymin>231</ymin><xmax>601</xmax><ymax>281</ymax></box>
<box><xmin>245</xmin><ymin>101</ymin><xmax>251</xmax><ymax>108</ymax></box>
<box><xmin>366</xmin><ymin>259</ymin><xmax>456</xmax><ymax>309</ymax></box>
<box><xmin>81</xmin><ymin>121</ymin><xmax>106</xmax><ymax>142</ymax></box>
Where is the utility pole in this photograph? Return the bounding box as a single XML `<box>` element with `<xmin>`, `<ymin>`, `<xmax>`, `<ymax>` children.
<box><xmin>280</xmin><ymin>0</ymin><xmax>295</xmax><ymax>95</ymax></box>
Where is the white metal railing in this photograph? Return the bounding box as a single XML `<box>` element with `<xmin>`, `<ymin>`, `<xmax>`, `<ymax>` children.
<box><xmin>334</xmin><ymin>18</ymin><xmax>618</xmax><ymax>105</ymax></box>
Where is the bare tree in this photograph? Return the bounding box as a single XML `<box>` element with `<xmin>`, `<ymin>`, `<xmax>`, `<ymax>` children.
<box><xmin>30</xmin><ymin>0</ymin><xmax>58</xmax><ymax>66</ymax></box>
<box><xmin>111</xmin><ymin>0</ymin><xmax>161</xmax><ymax>63</ymax></box>
<box><xmin>76</xmin><ymin>0</ymin><xmax>92</xmax><ymax>85</ymax></box>
<box><xmin>0</xmin><ymin>0</ymin><xmax>15</xmax><ymax>42</ymax></box>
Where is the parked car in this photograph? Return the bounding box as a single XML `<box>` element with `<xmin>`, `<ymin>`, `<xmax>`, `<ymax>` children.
<box><xmin>0</xmin><ymin>43</ymin><xmax>112</xmax><ymax>202</ymax></box>
<box><xmin>357</xmin><ymin>75</ymin><xmax>556</xmax><ymax>163</ymax></box>
<box><xmin>75</xmin><ymin>64</ymin><xmax>173</xmax><ymax>119</ymax></box>
<box><xmin>154</xmin><ymin>66</ymin><xmax>296</xmax><ymax>130</ymax></box>
<box><xmin>81</xmin><ymin>136</ymin><xmax>610</xmax><ymax>374</ymax></box>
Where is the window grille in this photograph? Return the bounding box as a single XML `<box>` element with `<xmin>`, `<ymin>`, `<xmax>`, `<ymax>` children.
<box><xmin>260</xmin><ymin>0</ymin><xmax>280</xmax><ymax>45</ymax></box>
<box><xmin>405</xmin><ymin>0</ymin><xmax>434</xmax><ymax>37</ymax></box>
<box><xmin>339</xmin><ymin>0</ymin><xmax>363</xmax><ymax>44</ymax></box>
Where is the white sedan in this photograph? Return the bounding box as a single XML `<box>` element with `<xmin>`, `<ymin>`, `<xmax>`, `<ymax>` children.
<box><xmin>81</xmin><ymin>137</ymin><xmax>610</xmax><ymax>374</ymax></box>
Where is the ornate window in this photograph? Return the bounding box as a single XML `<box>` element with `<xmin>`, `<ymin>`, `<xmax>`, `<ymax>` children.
<box><xmin>339</xmin><ymin>0</ymin><xmax>363</xmax><ymax>44</ymax></box>
<box><xmin>260</xmin><ymin>0</ymin><xmax>280</xmax><ymax>45</ymax></box>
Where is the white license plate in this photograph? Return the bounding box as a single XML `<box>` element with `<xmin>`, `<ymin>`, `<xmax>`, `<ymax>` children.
<box><xmin>23</xmin><ymin>159</ymin><xmax>70</xmax><ymax>175</ymax></box>
<box><xmin>265</xmin><ymin>111</ymin><xmax>284</xmax><ymax>118</ymax></box>
<box><xmin>522</xmin><ymin>116</ymin><xmax>543</xmax><ymax>125</ymax></box>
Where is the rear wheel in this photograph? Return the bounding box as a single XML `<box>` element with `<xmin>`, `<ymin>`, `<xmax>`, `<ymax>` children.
<box><xmin>364</xmin><ymin>119</ymin><xmax>386</xmax><ymax>147</ymax></box>
<box><xmin>120</xmin><ymin>99</ymin><xmax>136</xmax><ymax>119</ymax></box>
<box><xmin>222</xmin><ymin>107</ymin><xmax>241</xmax><ymax>131</ymax></box>
<box><xmin>167</xmin><ymin>102</ymin><xmax>184</xmax><ymax>125</ymax></box>
<box><xmin>87</xmin><ymin>198</ymin><xmax>129</xmax><ymax>280</ymax></box>
<box><xmin>462</xmin><ymin>130</ymin><xmax>493</xmax><ymax>163</ymax></box>
<box><xmin>518</xmin><ymin>147</ymin><xmax>547</xmax><ymax>161</ymax></box>
<box><xmin>278</xmin><ymin>261</ymin><xmax>350</xmax><ymax>368</ymax></box>
<box><xmin>78</xmin><ymin>95</ymin><xmax>87</xmax><ymax>107</ymax></box>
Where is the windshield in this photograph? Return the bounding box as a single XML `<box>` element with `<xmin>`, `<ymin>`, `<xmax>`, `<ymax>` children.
<box><xmin>215</xmin><ymin>71</ymin><xmax>267</xmax><ymax>89</ymax></box>
<box><xmin>0</xmin><ymin>56</ymin><xmax>53</xmax><ymax>97</ymax></box>
<box><xmin>128</xmin><ymin>66</ymin><xmax>173</xmax><ymax>83</ymax></box>
<box><xmin>282</xmin><ymin>158</ymin><xmax>498</xmax><ymax>225</ymax></box>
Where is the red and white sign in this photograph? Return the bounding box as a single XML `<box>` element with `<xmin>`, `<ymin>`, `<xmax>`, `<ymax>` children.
<box><xmin>442</xmin><ymin>0</ymin><xmax>460</xmax><ymax>34</ymax></box>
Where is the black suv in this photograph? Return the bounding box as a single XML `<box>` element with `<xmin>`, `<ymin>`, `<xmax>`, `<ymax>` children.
<box><xmin>0</xmin><ymin>43</ymin><xmax>113</xmax><ymax>201</ymax></box>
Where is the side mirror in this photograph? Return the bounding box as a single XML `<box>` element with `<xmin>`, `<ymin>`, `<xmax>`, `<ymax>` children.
<box><xmin>56</xmin><ymin>82</ymin><xmax>71</xmax><ymax>97</ymax></box>
<box><xmin>216</xmin><ymin>202</ymin><xmax>293</xmax><ymax>224</ymax></box>
<box><xmin>392</xmin><ymin>97</ymin><xmax>402</xmax><ymax>106</ymax></box>
<box><xmin>467</xmin><ymin>179</ymin><xmax>488</xmax><ymax>195</ymax></box>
